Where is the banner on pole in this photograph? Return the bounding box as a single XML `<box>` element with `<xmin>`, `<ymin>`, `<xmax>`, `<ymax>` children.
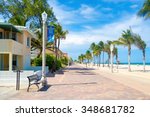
<box><xmin>47</xmin><ymin>26</ymin><xmax>55</xmax><ymax>42</ymax></box>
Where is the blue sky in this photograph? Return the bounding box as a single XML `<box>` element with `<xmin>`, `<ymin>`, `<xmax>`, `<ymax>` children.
<box><xmin>0</xmin><ymin>0</ymin><xmax>149</xmax><ymax>63</ymax></box>
<box><xmin>48</xmin><ymin>0</ymin><xmax>150</xmax><ymax>63</ymax></box>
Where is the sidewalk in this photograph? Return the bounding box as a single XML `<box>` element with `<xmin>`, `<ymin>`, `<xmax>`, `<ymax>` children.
<box><xmin>0</xmin><ymin>64</ymin><xmax>150</xmax><ymax>100</ymax></box>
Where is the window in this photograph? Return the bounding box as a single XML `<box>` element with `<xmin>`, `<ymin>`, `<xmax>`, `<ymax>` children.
<box><xmin>27</xmin><ymin>37</ymin><xmax>30</xmax><ymax>47</ymax></box>
<box><xmin>0</xmin><ymin>32</ymin><xmax>2</xmax><ymax>39</ymax></box>
<box><xmin>12</xmin><ymin>32</ymin><xmax>16</xmax><ymax>41</ymax></box>
<box><xmin>5</xmin><ymin>32</ymin><xmax>9</xmax><ymax>39</ymax></box>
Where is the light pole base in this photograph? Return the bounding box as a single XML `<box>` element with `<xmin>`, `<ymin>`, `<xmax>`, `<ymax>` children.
<box><xmin>41</xmin><ymin>76</ymin><xmax>47</xmax><ymax>86</ymax></box>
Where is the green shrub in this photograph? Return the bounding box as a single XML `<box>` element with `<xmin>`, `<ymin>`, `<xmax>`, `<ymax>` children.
<box><xmin>56</xmin><ymin>59</ymin><xmax>62</xmax><ymax>70</ymax></box>
<box><xmin>60</xmin><ymin>57</ymin><xmax>68</xmax><ymax>65</ymax></box>
<box><xmin>33</xmin><ymin>54</ymin><xmax>63</xmax><ymax>70</ymax></box>
<box><xmin>33</xmin><ymin>57</ymin><xmax>42</xmax><ymax>66</ymax></box>
<box><xmin>46</xmin><ymin>54</ymin><xmax>55</xmax><ymax>70</ymax></box>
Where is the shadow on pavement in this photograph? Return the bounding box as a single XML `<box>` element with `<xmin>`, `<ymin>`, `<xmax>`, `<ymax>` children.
<box><xmin>75</xmin><ymin>71</ymin><xmax>96</xmax><ymax>75</ymax></box>
<box><xmin>51</xmin><ymin>82</ymin><xmax>97</xmax><ymax>87</ymax></box>
<box><xmin>38</xmin><ymin>85</ymin><xmax>52</xmax><ymax>91</ymax></box>
<box><xmin>131</xmin><ymin>70</ymin><xmax>150</xmax><ymax>72</ymax></box>
<box><xmin>46</xmin><ymin>72</ymin><xmax>55</xmax><ymax>77</ymax></box>
<box><xmin>68</xmin><ymin>67</ymin><xmax>95</xmax><ymax>71</ymax></box>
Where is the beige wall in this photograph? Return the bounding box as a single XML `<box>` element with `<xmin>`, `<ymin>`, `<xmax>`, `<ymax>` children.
<box><xmin>0</xmin><ymin>39</ymin><xmax>24</xmax><ymax>55</ymax></box>
<box><xmin>0</xmin><ymin>26</ymin><xmax>34</xmax><ymax>70</ymax></box>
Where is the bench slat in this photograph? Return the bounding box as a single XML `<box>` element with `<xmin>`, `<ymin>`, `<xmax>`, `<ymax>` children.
<box><xmin>27</xmin><ymin>74</ymin><xmax>42</xmax><ymax>92</ymax></box>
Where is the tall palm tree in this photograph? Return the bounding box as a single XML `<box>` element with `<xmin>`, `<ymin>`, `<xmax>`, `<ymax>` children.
<box><xmin>138</xmin><ymin>0</ymin><xmax>150</xmax><ymax>19</ymax></box>
<box><xmin>113</xmin><ymin>47</ymin><xmax>119</xmax><ymax>69</ymax></box>
<box><xmin>98</xmin><ymin>41</ymin><xmax>104</xmax><ymax>67</ymax></box>
<box><xmin>90</xmin><ymin>42</ymin><xmax>96</xmax><ymax>65</ymax></box>
<box><xmin>31</xmin><ymin>28</ymin><xmax>52</xmax><ymax>58</ymax></box>
<box><xmin>80</xmin><ymin>54</ymin><xmax>85</xmax><ymax>64</ymax></box>
<box><xmin>54</xmin><ymin>23</ymin><xmax>68</xmax><ymax>59</ymax></box>
<box><xmin>93</xmin><ymin>44</ymin><xmax>101</xmax><ymax>67</ymax></box>
<box><xmin>78</xmin><ymin>54</ymin><xmax>85</xmax><ymax>63</ymax></box>
<box><xmin>113</xmin><ymin>29</ymin><xmax>135</xmax><ymax>71</ymax></box>
<box><xmin>78</xmin><ymin>55</ymin><xmax>82</xmax><ymax>63</ymax></box>
<box><xmin>85</xmin><ymin>50</ymin><xmax>92</xmax><ymax>65</ymax></box>
<box><xmin>104</xmin><ymin>41</ymin><xmax>112</xmax><ymax>67</ymax></box>
<box><xmin>134</xmin><ymin>34</ymin><xmax>147</xmax><ymax>72</ymax></box>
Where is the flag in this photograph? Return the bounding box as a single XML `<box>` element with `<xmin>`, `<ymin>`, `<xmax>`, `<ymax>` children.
<box><xmin>47</xmin><ymin>26</ymin><xmax>55</xmax><ymax>42</ymax></box>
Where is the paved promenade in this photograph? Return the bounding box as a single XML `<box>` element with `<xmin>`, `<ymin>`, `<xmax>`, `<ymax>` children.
<box><xmin>1</xmin><ymin>64</ymin><xmax>150</xmax><ymax>100</ymax></box>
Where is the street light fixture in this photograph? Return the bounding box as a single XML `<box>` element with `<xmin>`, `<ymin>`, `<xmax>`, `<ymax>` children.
<box><xmin>41</xmin><ymin>11</ymin><xmax>47</xmax><ymax>86</ymax></box>
<box><xmin>110</xmin><ymin>44</ymin><xmax>114</xmax><ymax>73</ymax></box>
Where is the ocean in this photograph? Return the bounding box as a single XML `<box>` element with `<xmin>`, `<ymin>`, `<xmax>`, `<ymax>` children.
<box><xmin>118</xmin><ymin>63</ymin><xmax>150</xmax><ymax>65</ymax></box>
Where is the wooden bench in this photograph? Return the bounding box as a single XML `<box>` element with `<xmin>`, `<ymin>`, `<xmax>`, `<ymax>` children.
<box><xmin>27</xmin><ymin>74</ymin><xmax>42</xmax><ymax>92</ymax></box>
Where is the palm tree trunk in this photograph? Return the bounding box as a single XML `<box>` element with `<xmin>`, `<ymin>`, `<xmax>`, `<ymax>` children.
<box><xmin>57</xmin><ymin>39</ymin><xmax>60</xmax><ymax>59</ymax></box>
<box><xmin>103</xmin><ymin>51</ymin><xmax>104</xmax><ymax>67</ymax></box>
<box><xmin>93</xmin><ymin>55</ymin><xmax>95</xmax><ymax>66</ymax></box>
<box><xmin>54</xmin><ymin>38</ymin><xmax>57</xmax><ymax>71</ymax></box>
<box><xmin>143</xmin><ymin>51</ymin><xmax>146</xmax><ymax>72</ymax></box>
<box><xmin>128</xmin><ymin>46</ymin><xmax>131</xmax><ymax>72</ymax></box>
<box><xmin>37</xmin><ymin>49</ymin><xmax>42</xmax><ymax>58</ymax></box>
<box><xmin>116</xmin><ymin>55</ymin><xmax>118</xmax><ymax>69</ymax></box>
<box><xmin>108</xmin><ymin>53</ymin><xmax>110</xmax><ymax>68</ymax></box>
<box><xmin>99</xmin><ymin>54</ymin><xmax>101</xmax><ymax>67</ymax></box>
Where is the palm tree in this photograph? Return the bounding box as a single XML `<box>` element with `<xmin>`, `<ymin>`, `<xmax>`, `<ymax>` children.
<box><xmin>31</xmin><ymin>28</ymin><xmax>52</xmax><ymax>58</ymax></box>
<box><xmin>98</xmin><ymin>41</ymin><xmax>104</xmax><ymax>67</ymax></box>
<box><xmin>54</xmin><ymin>23</ymin><xmax>68</xmax><ymax>60</ymax></box>
<box><xmin>85</xmin><ymin>50</ymin><xmax>92</xmax><ymax>65</ymax></box>
<box><xmin>138</xmin><ymin>0</ymin><xmax>150</xmax><ymax>19</ymax></box>
<box><xmin>104</xmin><ymin>41</ymin><xmax>112</xmax><ymax>67</ymax></box>
<box><xmin>78</xmin><ymin>54</ymin><xmax>85</xmax><ymax>63</ymax></box>
<box><xmin>113</xmin><ymin>47</ymin><xmax>119</xmax><ymax>69</ymax></box>
<box><xmin>134</xmin><ymin>34</ymin><xmax>147</xmax><ymax>72</ymax></box>
<box><xmin>90</xmin><ymin>42</ymin><xmax>96</xmax><ymax>65</ymax></box>
<box><xmin>80</xmin><ymin>54</ymin><xmax>85</xmax><ymax>64</ymax></box>
<box><xmin>93</xmin><ymin>44</ymin><xmax>101</xmax><ymax>67</ymax></box>
<box><xmin>113</xmin><ymin>29</ymin><xmax>135</xmax><ymax>71</ymax></box>
<box><xmin>78</xmin><ymin>55</ymin><xmax>82</xmax><ymax>63</ymax></box>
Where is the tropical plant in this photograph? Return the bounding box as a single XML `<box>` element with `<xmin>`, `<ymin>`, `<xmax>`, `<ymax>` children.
<box><xmin>98</xmin><ymin>41</ymin><xmax>104</xmax><ymax>67</ymax></box>
<box><xmin>78</xmin><ymin>54</ymin><xmax>85</xmax><ymax>63</ymax></box>
<box><xmin>113</xmin><ymin>29</ymin><xmax>135</xmax><ymax>71</ymax></box>
<box><xmin>54</xmin><ymin>23</ymin><xmax>68</xmax><ymax>59</ymax></box>
<box><xmin>0</xmin><ymin>0</ymin><xmax>56</xmax><ymax>26</ymax></box>
<box><xmin>78</xmin><ymin>55</ymin><xmax>82</xmax><ymax>63</ymax></box>
<box><xmin>138</xmin><ymin>0</ymin><xmax>150</xmax><ymax>19</ymax></box>
<box><xmin>113</xmin><ymin>47</ymin><xmax>119</xmax><ymax>69</ymax></box>
<box><xmin>31</xmin><ymin>28</ymin><xmax>53</xmax><ymax>58</ymax></box>
<box><xmin>90</xmin><ymin>42</ymin><xmax>96</xmax><ymax>65</ymax></box>
<box><xmin>85</xmin><ymin>50</ymin><xmax>92</xmax><ymax>64</ymax></box>
<box><xmin>93</xmin><ymin>44</ymin><xmax>101</xmax><ymax>67</ymax></box>
<box><xmin>104</xmin><ymin>41</ymin><xmax>112</xmax><ymax>67</ymax></box>
<box><xmin>134</xmin><ymin>34</ymin><xmax>147</xmax><ymax>72</ymax></box>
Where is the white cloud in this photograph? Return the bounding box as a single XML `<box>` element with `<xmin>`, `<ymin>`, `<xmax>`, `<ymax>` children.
<box><xmin>130</xmin><ymin>4</ymin><xmax>138</xmax><ymax>9</ymax></box>
<box><xmin>102</xmin><ymin>0</ymin><xmax>140</xmax><ymax>3</ymax></box>
<box><xmin>61</xmin><ymin>15</ymin><xmax>150</xmax><ymax>51</ymax></box>
<box><xmin>49</xmin><ymin>0</ymin><xmax>77</xmax><ymax>25</ymax></box>
<box><xmin>79</xmin><ymin>4</ymin><xmax>98</xmax><ymax>19</ymax></box>
<box><xmin>49</xmin><ymin>1</ymin><xmax>101</xmax><ymax>25</ymax></box>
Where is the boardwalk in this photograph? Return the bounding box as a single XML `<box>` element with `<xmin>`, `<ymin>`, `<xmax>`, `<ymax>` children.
<box><xmin>2</xmin><ymin>64</ymin><xmax>150</xmax><ymax>100</ymax></box>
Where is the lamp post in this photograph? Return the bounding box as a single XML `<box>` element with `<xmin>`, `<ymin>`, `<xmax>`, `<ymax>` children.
<box><xmin>41</xmin><ymin>11</ymin><xmax>47</xmax><ymax>86</ymax></box>
<box><xmin>110</xmin><ymin>44</ymin><xmax>114</xmax><ymax>73</ymax></box>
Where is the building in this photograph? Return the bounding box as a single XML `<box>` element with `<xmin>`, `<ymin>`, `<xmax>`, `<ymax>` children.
<box><xmin>0</xmin><ymin>22</ymin><xmax>35</xmax><ymax>71</ymax></box>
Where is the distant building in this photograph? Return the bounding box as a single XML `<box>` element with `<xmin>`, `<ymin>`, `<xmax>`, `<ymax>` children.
<box><xmin>0</xmin><ymin>22</ymin><xmax>35</xmax><ymax>71</ymax></box>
